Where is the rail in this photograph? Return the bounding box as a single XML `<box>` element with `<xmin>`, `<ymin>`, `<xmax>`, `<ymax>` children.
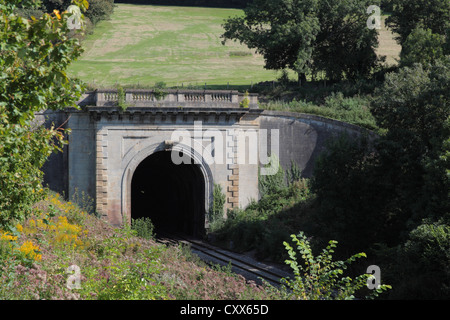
<box><xmin>156</xmin><ymin>232</ymin><xmax>292</xmax><ymax>287</ymax></box>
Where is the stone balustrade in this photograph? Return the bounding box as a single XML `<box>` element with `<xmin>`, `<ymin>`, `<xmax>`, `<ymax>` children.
<box><xmin>77</xmin><ymin>89</ymin><xmax>258</xmax><ymax>109</ymax></box>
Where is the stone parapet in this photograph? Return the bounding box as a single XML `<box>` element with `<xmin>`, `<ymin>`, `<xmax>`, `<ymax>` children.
<box><xmin>77</xmin><ymin>89</ymin><xmax>258</xmax><ymax>109</ymax></box>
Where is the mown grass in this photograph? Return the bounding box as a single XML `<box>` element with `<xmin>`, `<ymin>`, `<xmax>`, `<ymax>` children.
<box><xmin>69</xmin><ymin>5</ymin><xmax>400</xmax><ymax>89</ymax></box>
<box><xmin>0</xmin><ymin>191</ymin><xmax>283</xmax><ymax>300</ymax></box>
<box><xmin>68</xmin><ymin>4</ymin><xmax>278</xmax><ymax>87</ymax></box>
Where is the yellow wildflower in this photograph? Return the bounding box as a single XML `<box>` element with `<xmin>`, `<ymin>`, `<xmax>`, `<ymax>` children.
<box><xmin>53</xmin><ymin>10</ymin><xmax>61</xmax><ymax>20</ymax></box>
<box><xmin>0</xmin><ymin>232</ymin><xmax>17</xmax><ymax>242</ymax></box>
<box><xmin>17</xmin><ymin>240</ymin><xmax>42</xmax><ymax>262</ymax></box>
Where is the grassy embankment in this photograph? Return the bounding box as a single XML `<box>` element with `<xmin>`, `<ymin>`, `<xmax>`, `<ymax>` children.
<box><xmin>0</xmin><ymin>191</ymin><xmax>284</xmax><ymax>300</ymax></box>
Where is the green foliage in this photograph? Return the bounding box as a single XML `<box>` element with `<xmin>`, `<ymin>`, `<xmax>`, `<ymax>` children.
<box><xmin>79</xmin><ymin>232</ymin><xmax>169</xmax><ymax>300</ymax></box>
<box><xmin>131</xmin><ymin>217</ymin><xmax>155</xmax><ymax>240</ymax></box>
<box><xmin>386</xmin><ymin>0</ymin><xmax>450</xmax><ymax>45</ymax></box>
<box><xmin>0</xmin><ymin>0</ymin><xmax>85</xmax><ymax>228</ymax></box>
<box><xmin>93</xmin><ymin>259</ymin><xmax>168</xmax><ymax>300</ymax></box>
<box><xmin>400</xmin><ymin>27</ymin><xmax>448</xmax><ymax>68</ymax></box>
<box><xmin>208</xmin><ymin>184</ymin><xmax>226</xmax><ymax>231</ymax></box>
<box><xmin>259</xmin><ymin>154</ymin><xmax>285</xmax><ymax>197</ymax></box>
<box><xmin>84</xmin><ymin>0</ymin><xmax>114</xmax><ymax>25</ymax></box>
<box><xmin>222</xmin><ymin>0</ymin><xmax>381</xmax><ymax>81</ymax></box>
<box><xmin>312</xmin><ymin>0</ymin><xmax>381</xmax><ymax>80</ymax></box>
<box><xmin>390</xmin><ymin>223</ymin><xmax>450</xmax><ymax>299</ymax></box>
<box><xmin>262</xmin><ymin>92</ymin><xmax>378</xmax><ymax>132</ymax></box>
<box><xmin>311</xmin><ymin>134</ymin><xmax>387</xmax><ymax>253</ymax></box>
<box><xmin>286</xmin><ymin>160</ymin><xmax>302</xmax><ymax>186</ymax></box>
<box><xmin>212</xmin><ymin>165</ymin><xmax>312</xmax><ymax>261</ymax></box>
<box><xmin>371</xmin><ymin>60</ymin><xmax>450</xmax><ymax>225</ymax></box>
<box><xmin>116</xmin><ymin>85</ymin><xmax>128</xmax><ymax>111</ymax></box>
<box><xmin>69</xmin><ymin>188</ymin><xmax>96</xmax><ymax>216</ymax></box>
<box><xmin>239</xmin><ymin>90</ymin><xmax>250</xmax><ymax>108</ymax></box>
<box><xmin>312</xmin><ymin>59</ymin><xmax>449</xmax><ymax>255</ymax></box>
<box><xmin>309</xmin><ymin>58</ymin><xmax>449</xmax><ymax>298</ymax></box>
<box><xmin>281</xmin><ymin>232</ymin><xmax>391</xmax><ymax>300</ymax></box>
<box><xmin>153</xmin><ymin>81</ymin><xmax>168</xmax><ymax>101</ymax></box>
<box><xmin>221</xmin><ymin>0</ymin><xmax>320</xmax><ymax>81</ymax></box>
<box><xmin>41</xmin><ymin>0</ymin><xmax>113</xmax><ymax>25</ymax></box>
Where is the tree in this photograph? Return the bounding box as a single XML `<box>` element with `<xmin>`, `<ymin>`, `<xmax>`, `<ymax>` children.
<box><xmin>222</xmin><ymin>0</ymin><xmax>381</xmax><ymax>82</ymax></box>
<box><xmin>386</xmin><ymin>0</ymin><xmax>450</xmax><ymax>45</ymax></box>
<box><xmin>371</xmin><ymin>59</ymin><xmax>449</xmax><ymax>231</ymax></box>
<box><xmin>221</xmin><ymin>0</ymin><xmax>320</xmax><ymax>84</ymax></box>
<box><xmin>311</xmin><ymin>59</ymin><xmax>449</xmax><ymax>255</ymax></box>
<box><xmin>0</xmin><ymin>0</ymin><xmax>86</xmax><ymax>227</ymax></box>
<box><xmin>310</xmin><ymin>134</ymin><xmax>389</xmax><ymax>254</ymax></box>
<box><xmin>400</xmin><ymin>26</ymin><xmax>449</xmax><ymax>68</ymax></box>
<box><xmin>312</xmin><ymin>0</ymin><xmax>381</xmax><ymax>80</ymax></box>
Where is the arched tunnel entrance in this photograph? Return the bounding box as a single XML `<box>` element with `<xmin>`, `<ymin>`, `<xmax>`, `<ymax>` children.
<box><xmin>131</xmin><ymin>151</ymin><xmax>206</xmax><ymax>238</ymax></box>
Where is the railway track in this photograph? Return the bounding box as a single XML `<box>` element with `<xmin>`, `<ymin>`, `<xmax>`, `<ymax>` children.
<box><xmin>156</xmin><ymin>232</ymin><xmax>293</xmax><ymax>287</ymax></box>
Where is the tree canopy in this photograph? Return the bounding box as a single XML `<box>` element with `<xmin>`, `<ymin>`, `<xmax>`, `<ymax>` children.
<box><xmin>221</xmin><ymin>0</ymin><xmax>381</xmax><ymax>82</ymax></box>
<box><xmin>386</xmin><ymin>0</ymin><xmax>450</xmax><ymax>45</ymax></box>
<box><xmin>0</xmin><ymin>0</ymin><xmax>86</xmax><ymax>226</ymax></box>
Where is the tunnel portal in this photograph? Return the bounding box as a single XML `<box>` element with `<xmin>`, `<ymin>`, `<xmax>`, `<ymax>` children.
<box><xmin>131</xmin><ymin>151</ymin><xmax>206</xmax><ymax>237</ymax></box>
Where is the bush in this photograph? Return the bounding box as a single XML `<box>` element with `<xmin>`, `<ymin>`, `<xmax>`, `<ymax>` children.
<box><xmin>258</xmin><ymin>154</ymin><xmax>285</xmax><ymax>197</ymax></box>
<box><xmin>208</xmin><ymin>184</ymin><xmax>226</xmax><ymax>232</ymax></box>
<box><xmin>388</xmin><ymin>223</ymin><xmax>450</xmax><ymax>299</ymax></box>
<box><xmin>84</xmin><ymin>0</ymin><xmax>114</xmax><ymax>25</ymax></box>
<box><xmin>211</xmin><ymin>177</ymin><xmax>313</xmax><ymax>261</ymax></box>
<box><xmin>281</xmin><ymin>232</ymin><xmax>391</xmax><ymax>300</ymax></box>
<box><xmin>131</xmin><ymin>217</ymin><xmax>155</xmax><ymax>240</ymax></box>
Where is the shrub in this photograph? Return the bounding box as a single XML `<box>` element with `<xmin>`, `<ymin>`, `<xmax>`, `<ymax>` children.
<box><xmin>131</xmin><ymin>217</ymin><xmax>155</xmax><ymax>240</ymax></box>
<box><xmin>258</xmin><ymin>154</ymin><xmax>285</xmax><ymax>197</ymax></box>
<box><xmin>84</xmin><ymin>0</ymin><xmax>114</xmax><ymax>25</ymax></box>
<box><xmin>0</xmin><ymin>229</ymin><xmax>42</xmax><ymax>268</ymax></box>
<box><xmin>281</xmin><ymin>232</ymin><xmax>391</xmax><ymax>300</ymax></box>
<box><xmin>389</xmin><ymin>223</ymin><xmax>450</xmax><ymax>299</ymax></box>
<box><xmin>116</xmin><ymin>85</ymin><xmax>128</xmax><ymax>112</ymax></box>
<box><xmin>239</xmin><ymin>90</ymin><xmax>250</xmax><ymax>108</ymax></box>
<box><xmin>211</xmin><ymin>178</ymin><xmax>312</xmax><ymax>260</ymax></box>
<box><xmin>208</xmin><ymin>184</ymin><xmax>226</xmax><ymax>231</ymax></box>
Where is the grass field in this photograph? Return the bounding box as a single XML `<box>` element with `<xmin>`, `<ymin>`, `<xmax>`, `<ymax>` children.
<box><xmin>68</xmin><ymin>4</ymin><xmax>278</xmax><ymax>88</ymax></box>
<box><xmin>376</xmin><ymin>16</ymin><xmax>402</xmax><ymax>66</ymax></box>
<box><xmin>67</xmin><ymin>4</ymin><xmax>401</xmax><ymax>88</ymax></box>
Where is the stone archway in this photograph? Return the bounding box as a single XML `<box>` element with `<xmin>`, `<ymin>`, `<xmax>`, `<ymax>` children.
<box><xmin>131</xmin><ymin>150</ymin><xmax>205</xmax><ymax>237</ymax></box>
<box><xmin>121</xmin><ymin>140</ymin><xmax>214</xmax><ymax>237</ymax></box>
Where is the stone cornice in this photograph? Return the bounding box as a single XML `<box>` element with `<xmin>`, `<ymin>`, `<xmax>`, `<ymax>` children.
<box><xmin>86</xmin><ymin>107</ymin><xmax>263</xmax><ymax>123</ymax></box>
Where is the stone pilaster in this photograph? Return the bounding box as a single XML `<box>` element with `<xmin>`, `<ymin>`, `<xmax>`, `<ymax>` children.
<box><xmin>226</xmin><ymin>129</ymin><xmax>239</xmax><ymax>211</ymax></box>
<box><xmin>95</xmin><ymin>128</ymin><xmax>108</xmax><ymax>219</ymax></box>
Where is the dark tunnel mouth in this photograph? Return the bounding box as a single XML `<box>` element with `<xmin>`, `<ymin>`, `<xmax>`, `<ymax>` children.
<box><xmin>131</xmin><ymin>151</ymin><xmax>206</xmax><ymax>238</ymax></box>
